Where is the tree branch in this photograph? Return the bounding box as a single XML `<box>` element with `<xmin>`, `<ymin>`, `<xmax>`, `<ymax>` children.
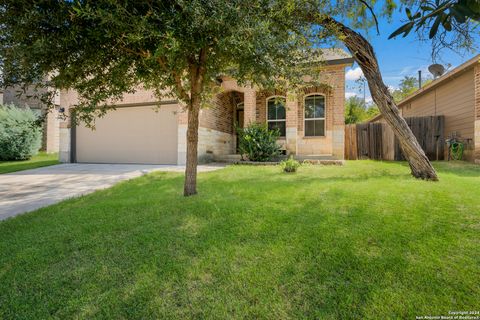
<box><xmin>359</xmin><ymin>0</ymin><xmax>380</xmax><ymax>35</ymax></box>
<box><xmin>315</xmin><ymin>15</ymin><xmax>438</xmax><ymax>180</ymax></box>
<box><xmin>156</xmin><ymin>56</ymin><xmax>190</xmax><ymax>103</ymax></box>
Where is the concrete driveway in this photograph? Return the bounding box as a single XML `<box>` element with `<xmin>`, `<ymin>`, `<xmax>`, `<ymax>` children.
<box><xmin>0</xmin><ymin>163</ymin><xmax>224</xmax><ymax>221</ymax></box>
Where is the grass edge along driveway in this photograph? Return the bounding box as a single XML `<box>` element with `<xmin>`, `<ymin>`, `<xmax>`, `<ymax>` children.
<box><xmin>0</xmin><ymin>160</ymin><xmax>479</xmax><ymax>319</ymax></box>
<box><xmin>0</xmin><ymin>152</ymin><xmax>59</xmax><ymax>174</ymax></box>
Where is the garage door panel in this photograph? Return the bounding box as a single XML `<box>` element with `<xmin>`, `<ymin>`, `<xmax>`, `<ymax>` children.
<box><xmin>76</xmin><ymin>105</ymin><xmax>178</xmax><ymax>164</ymax></box>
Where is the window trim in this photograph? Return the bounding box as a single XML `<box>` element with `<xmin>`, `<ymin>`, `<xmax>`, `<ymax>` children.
<box><xmin>266</xmin><ymin>95</ymin><xmax>286</xmax><ymax>137</ymax></box>
<box><xmin>304</xmin><ymin>93</ymin><xmax>326</xmax><ymax>137</ymax></box>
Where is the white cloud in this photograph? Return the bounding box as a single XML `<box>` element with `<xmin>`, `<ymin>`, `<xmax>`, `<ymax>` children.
<box><xmin>345</xmin><ymin>91</ymin><xmax>374</xmax><ymax>105</ymax></box>
<box><xmin>387</xmin><ymin>85</ymin><xmax>397</xmax><ymax>92</ymax></box>
<box><xmin>400</xmin><ymin>66</ymin><xmax>413</xmax><ymax>75</ymax></box>
<box><xmin>345</xmin><ymin>92</ymin><xmax>358</xmax><ymax>99</ymax></box>
<box><xmin>345</xmin><ymin>67</ymin><xmax>364</xmax><ymax>81</ymax></box>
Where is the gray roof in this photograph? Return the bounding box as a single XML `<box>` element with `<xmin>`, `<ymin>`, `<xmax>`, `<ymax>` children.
<box><xmin>303</xmin><ymin>48</ymin><xmax>354</xmax><ymax>66</ymax></box>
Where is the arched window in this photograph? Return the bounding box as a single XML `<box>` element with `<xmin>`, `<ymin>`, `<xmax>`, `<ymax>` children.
<box><xmin>267</xmin><ymin>96</ymin><xmax>286</xmax><ymax>137</ymax></box>
<box><xmin>304</xmin><ymin>94</ymin><xmax>325</xmax><ymax>136</ymax></box>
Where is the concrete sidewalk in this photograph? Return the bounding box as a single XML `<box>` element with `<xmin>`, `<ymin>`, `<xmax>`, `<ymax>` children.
<box><xmin>0</xmin><ymin>163</ymin><xmax>224</xmax><ymax>221</ymax></box>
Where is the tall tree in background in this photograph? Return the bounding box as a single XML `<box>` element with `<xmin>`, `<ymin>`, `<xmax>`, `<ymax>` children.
<box><xmin>344</xmin><ymin>96</ymin><xmax>379</xmax><ymax>124</ymax></box>
<box><xmin>0</xmin><ymin>0</ymin><xmax>314</xmax><ymax>196</ymax></box>
<box><xmin>392</xmin><ymin>76</ymin><xmax>419</xmax><ymax>102</ymax></box>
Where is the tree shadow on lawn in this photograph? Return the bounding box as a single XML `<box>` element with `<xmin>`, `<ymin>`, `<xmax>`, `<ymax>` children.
<box><xmin>432</xmin><ymin>161</ymin><xmax>480</xmax><ymax>177</ymax></box>
<box><xmin>208</xmin><ymin>164</ymin><xmax>412</xmax><ymax>186</ymax></box>
<box><xmin>1</xmin><ymin>167</ymin><xmax>478</xmax><ymax>318</ymax></box>
<box><xmin>112</xmin><ymin>177</ymin><xmax>477</xmax><ymax>318</ymax></box>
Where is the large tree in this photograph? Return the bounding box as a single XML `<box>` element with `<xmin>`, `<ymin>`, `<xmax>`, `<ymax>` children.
<box><xmin>302</xmin><ymin>0</ymin><xmax>475</xmax><ymax>180</ymax></box>
<box><xmin>285</xmin><ymin>0</ymin><xmax>440</xmax><ymax>180</ymax></box>
<box><xmin>0</xmin><ymin>0</ymin><xmax>313</xmax><ymax>196</ymax></box>
<box><xmin>5</xmin><ymin>0</ymin><xmax>472</xmax><ymax>192</ymax></box>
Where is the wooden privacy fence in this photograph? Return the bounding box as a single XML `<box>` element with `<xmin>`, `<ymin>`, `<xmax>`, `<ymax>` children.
<box><xmin>345</xmin><ymin>116</ymin><xmax>445</xmax><ymax>161</ymax></box>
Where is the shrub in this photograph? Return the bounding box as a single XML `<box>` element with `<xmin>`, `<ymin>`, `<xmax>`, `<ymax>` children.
<box><xmin>237</xmin><ymin>123</ymin><xmax>281</xmax><ymax>162</ymax></box>
<box><xmin>0</xmin><ymin>104</ymin><xmax>42</xmax><ymax>161</ymax></box>
<box><xmin>280</xmin><ymin>156</ymin><xmax>301</xmax><ymax>173</ymax></box>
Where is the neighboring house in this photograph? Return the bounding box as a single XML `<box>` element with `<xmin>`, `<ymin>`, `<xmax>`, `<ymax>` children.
<box><xmin>58</xmin><ymin>49</ymin><xmax>353</xmax><ymax>165</ymax></box>
<box><xmin>2</xmin><ymin>86</ymin><xmax>61</xmax><ymax>153</ymax></box>
<box><xmin>370</xmin><ymin>54</ymin><xmax>480</xmax><ymax>163</ymax></box>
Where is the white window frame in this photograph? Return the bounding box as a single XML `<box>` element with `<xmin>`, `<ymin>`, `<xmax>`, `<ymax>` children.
<box><xmin>266</xmin><ymin>95</ymin><xmax>286</xmax><ymax>137</ymax></box>
<box><xmin>304</xmin><ymin>93</ymin><xmax>326</xmax><ymax>137</ymax></box>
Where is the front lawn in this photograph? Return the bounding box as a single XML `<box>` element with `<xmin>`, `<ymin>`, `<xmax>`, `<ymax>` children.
<box><xmin>0</xmin><ymin>152</ymin><xmax>59</xmax><ymax>174</ymax></box>
<box><xmin>0</xmin><ymin>161</ymin><xmax>479</xmax><ymax>319</ymax></box>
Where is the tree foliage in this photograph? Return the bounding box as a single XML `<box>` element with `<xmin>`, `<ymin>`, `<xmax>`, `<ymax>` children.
<box><xmin>344</xmin><ymin>96</ymin><xmax>379</xmax><ymax>124</ymax></box>
<box><xmin>390</xmin><ymin>75</ymin><xmax>434</xmax><ymax>102</ymax></box>
<box><xmin>1</xmin><ymin>0</ymin><xmax>450</xmax><ymax>191</ymax></box>
<box><xmin>0</xmin><ymin>1</ymin><xmax>314</xmax><ymax>123</ymax></box>
<box><xmin>391</xmin><ymin>76</ymin><xmax>419</xmax><ymax>102</ymax></box>
<box><xmin>0</xmin><ymin>105</ymin><xmax>42</xmax><ymax>161</ymax></box>
<box><xmin>0</xmin><ymin>0</ymin><xmax>319</xmax><ymax>195</ymax></box>
<box><xmin>237</xmin><ymin>123</ymin><xmax>281</xmax><ymax>162</ymax></box>
<box><xmin>389</xmin><ymin>0</ymin><xmax>479</xmax><ymax>58</ymax></box>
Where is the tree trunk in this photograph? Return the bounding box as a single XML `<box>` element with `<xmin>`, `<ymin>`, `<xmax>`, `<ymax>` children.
<box><xmin>321</xmin><ymin>17</ymin><xmax>438</xmax><ymax>180</ymax></box>
<box><xmin>183</xmin><ymin>49</ymin><xmax>207</xmax><ymax>196</ymax></box>
<box><xmin>184</xmin><ymin>98</ymin><xmax>200</xmax><ymax>196</ymax></box>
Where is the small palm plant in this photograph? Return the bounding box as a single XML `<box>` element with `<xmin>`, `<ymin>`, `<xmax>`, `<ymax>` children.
<box><xmin>280</xmin><ymin>156</ymin><xmax>301</xmax><ymax>173</ymax></box>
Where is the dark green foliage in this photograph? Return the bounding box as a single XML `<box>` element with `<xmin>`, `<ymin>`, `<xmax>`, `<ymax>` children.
<box><xmin>237</xmin><ymin>123</ymin><xmax>281</xmax><ymax>162</ymax></box>
<box><xmin>0</xmin><ymin>105</ymin><xmax>42</xmax><ymax>161</ymax></box>
<box><xmin>0</xmin><ymin>0</ymin><xmax>314</xmax><ymax>124</ymax></box>
<box><xmin>344</xmin><ymin>96</ymin><xmax>379</xmax><ymax>124</ymax></box>
<box><xmin>280</xmin><ymin>156</ymin><xmax>301</xmax><ymax>172</ymax></box>
<box><xmin>390</xmin><ymin>0</ymin><xmax>480</xmax><ymax>39</ymax></box>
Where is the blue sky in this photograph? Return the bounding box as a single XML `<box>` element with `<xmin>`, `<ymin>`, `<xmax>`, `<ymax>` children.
<box><xmin>344</xmin><ymin>8</ymin><xmax>479</xmax><ymax>104</ymax></box>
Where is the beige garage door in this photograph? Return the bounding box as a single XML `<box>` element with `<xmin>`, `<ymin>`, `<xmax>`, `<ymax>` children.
<box><xmin>76</xmin><ymin>105</ymin><xmax>178</xmax><ymax>164</ymax></box>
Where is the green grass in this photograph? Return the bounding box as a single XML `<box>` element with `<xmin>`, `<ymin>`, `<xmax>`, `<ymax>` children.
<box><xmin>0</xmin><ymin>161</ymin><xmax>479</xmax><ymax>319</ymax></box>
<box><xmin>0</xmin><ymin>152</ymin><xmax>59</xmax><ymax>174</ymax></box>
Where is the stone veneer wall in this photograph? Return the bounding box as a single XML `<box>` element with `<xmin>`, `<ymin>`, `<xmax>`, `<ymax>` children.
<box><xmin>475</xmin><ymin>63</ymin><xmax>480</xmax><ymax>164</ymax></box>
<box><xmin>58</xmin><ymin>89</ymin><xmax>79</xmax><ymax>162</ymax></box>
<box><xmin>197</xmin><ymin>127</ymin><xmax>234</xmax><ymax>163</ymax></box>
<box><xmin>177</xmin><ymin>91</ymin><xmax>237</xmax><ymax>164</ymax></box>
<box><xmin>177</xmin><ymin>121</ymin><xmax>234</xmax><ymax>165</ymax></box>
<box><xmin>45</xmin><ymin>109</ymin><xmax>60</xmax><ymax>153</ymax></box>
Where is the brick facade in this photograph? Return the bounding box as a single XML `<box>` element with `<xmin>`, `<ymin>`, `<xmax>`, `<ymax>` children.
<box><xmin>58</xmin><ymin>62</ymin><xmax>350</xmax><ymax>164</ymax></box>
<box><xmin>255</xmin><ymin>89</ymin><xmax>285</xmax><ymax>124</ymax></box>
<box><xmin>296</xmin><ymin>65</ymin><xmax>346</xmax><ymax>158</ymax></box>
<box><xmin>200</xmin><ymin>91</ymin><xmax>241</xmax><ymax>134</ymax></box>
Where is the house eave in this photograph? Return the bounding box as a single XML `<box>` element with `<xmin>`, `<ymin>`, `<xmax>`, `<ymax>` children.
<box><xmin>367</xmin><ymin>54</ymin><xmax>480</xmax><ymax>123</ymax></box>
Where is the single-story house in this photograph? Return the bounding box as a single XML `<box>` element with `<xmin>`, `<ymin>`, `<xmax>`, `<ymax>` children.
<box><xmin>370</xmin><ymin>54</ymin><xmax>480</xmax><ymax>163</ymax></box>
<box><xmin>58</xmin><ymin>49</ymin><xmax>354</xmax><ymax>165</ymax></box>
